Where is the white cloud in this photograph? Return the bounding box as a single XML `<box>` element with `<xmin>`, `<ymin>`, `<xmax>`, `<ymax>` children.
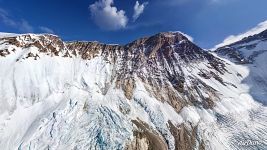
<box><xmin>19</xmin><ymin>19</ymin><xmax>33</xmax><ymax>32</ymax></box>
<box><xmin>39</xmin><ymin>26</ymin><xmax>54</xmax><ymax>34</ymax></box>
<box><xmin>181</xmin><ymin>32</ymin><xmax>194</xmax><ymax>42</ymax></box>
<box><xmin>0</xmin><ymin>8</ymin><xmax>33</xmax><ymax>32</ymax></box>
<box><xmin>214</xmin><ymin>20</ymin><xmax>267</xmax><ymax>49</ymax></box>
<box><xmin>173</xmin><ymin>31</ymin><xmax>194</xmax><ymax>42</ymax></box>
<box><xmin>0</xmin><ymin>8</ymin><xmax>53</xmax><ymax>34</ymax></box>
<box><xmin>0</xmin><ymin>8</ymin><xmax>17</xmax><ymax>27</ymax></box>
<box><xmin>160</xmin><ymin>0</ymin><xmax>233</xmax><ymax>6</ymax></box>
<box><xmin>133</xmin><ymin>1</ymin><xmax>148</xmax><ymax>22</ymax></box>
<box><xmin>89</xmin><ymin>0</ymin><xmax>128</xmax><ymax>30</ymax></box>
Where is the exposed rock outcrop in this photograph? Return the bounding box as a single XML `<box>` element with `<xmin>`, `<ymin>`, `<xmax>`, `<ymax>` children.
<box><xmin>126</xmin><ymin>119</ymin><xmax>168</xmax><ymax>150</ymax></box>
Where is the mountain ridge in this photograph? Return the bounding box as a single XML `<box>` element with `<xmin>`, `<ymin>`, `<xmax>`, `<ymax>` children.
<box><xmin>0</xmin><ymin>30</ymin><xmax>267</xmax><ymax>149</ymax></box>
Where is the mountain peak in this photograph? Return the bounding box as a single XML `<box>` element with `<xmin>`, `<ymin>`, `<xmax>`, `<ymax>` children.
<box><xmin>152</xmin><ymin>31</ymin><xmax>193</xmax><ymax>42</ymax></box>
<box><xmin>124</xmin><ymin>32</ymin><xmax>199</xmax><ymax>60</ymax></box>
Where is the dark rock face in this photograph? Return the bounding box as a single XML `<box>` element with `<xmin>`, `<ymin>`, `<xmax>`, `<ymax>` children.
<box><xmin>125</xmin><ymin>119</ymin><xmax>168</xmax><ymax>150</ymax></box>
<box><xmin>65</xmin><ymin>32</ymin><xmax>226</xmax><ymax>111</ymax></box>
<box><xmin>168</xmin><ymin>121</ymin><xmax>203</xmax><ymax>150</ymax></box>
<box><xmin>216</xmin><ymin>46</ymin><xmax>248</xmax><ymax>63</ymax></box>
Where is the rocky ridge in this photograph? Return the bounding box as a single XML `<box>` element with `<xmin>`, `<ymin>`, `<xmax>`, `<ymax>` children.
<box><xmin>215</xmin><ymin>29</ymin><xmax>267</xmax><ymax>64</ymax></box>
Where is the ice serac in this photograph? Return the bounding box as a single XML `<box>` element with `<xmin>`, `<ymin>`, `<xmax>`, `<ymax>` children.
<box><xmin>0</xmin><ymin>31</ymin><xmax>266</xmax><ymax>150</ymax></box>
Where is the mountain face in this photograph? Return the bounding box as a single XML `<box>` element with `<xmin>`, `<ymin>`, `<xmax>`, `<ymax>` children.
<box><xmin>0</xmin><ymin>31</ymin><xmax>266</xmax><ymax>150</ymax></box>
<box><xmin>215</xmin><ymin>29</ymin><xmax>267</xmax><ymax>106</ymax></box>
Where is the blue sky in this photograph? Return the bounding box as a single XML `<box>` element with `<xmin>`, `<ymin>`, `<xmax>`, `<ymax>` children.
<box><xmin>0</xmin><ymin>0</ymin><xmax>267</xmax><ymax>48</ymax></box>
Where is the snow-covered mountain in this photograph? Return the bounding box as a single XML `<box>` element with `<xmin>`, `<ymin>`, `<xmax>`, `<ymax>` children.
<box><xmin>215</xmin><ymin>29</ymin><xmax>267</xmax><ymax>106</ymax></box>
<box><xmin>0</xmin><ymin>31</ymin><xmax>266</xmax><ymax>150</ymax></box>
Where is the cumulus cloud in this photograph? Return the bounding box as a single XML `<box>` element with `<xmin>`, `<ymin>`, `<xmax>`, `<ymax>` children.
<box><xmin>133</xmin><ymin>1</ymin><xmax>148</xmax><ymax>22</ymax></box>
<box><xmin>89</xmin><ymin>0</ymin><xmax>128</xmax><ymax>30</ymax></box>
<box><xmin>0</xmin><ymin>8</ymin><xmax>34</xmax><ymax>32</ymax></box>
<box><xmin>39</xmin><ymin>26</ymin><xmax>54</xmax><ymax>34</ymax></box>
<box><xmin>214</xmin><ymin>20</ymin><xmax>267</xmax><ymax>49</ymax></box>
